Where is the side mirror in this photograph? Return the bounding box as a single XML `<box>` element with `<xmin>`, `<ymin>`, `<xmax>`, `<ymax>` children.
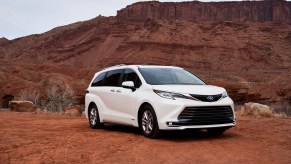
<box><xmin>121</xmin><ymin>81</ymin><xmax>136</xmax><ymax>92</ymax></box>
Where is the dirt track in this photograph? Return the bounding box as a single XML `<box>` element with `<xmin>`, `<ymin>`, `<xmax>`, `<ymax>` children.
<box><xmin>0</xmin><ymin>110</ymin><xmax>290</xmax><ymax>164</ymax></box>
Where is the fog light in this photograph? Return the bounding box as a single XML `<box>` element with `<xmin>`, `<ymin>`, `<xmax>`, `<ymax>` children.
<box><xmin>167</xmin><ymin>122</ymin><xmax>172</xmax><ymax>125</ymax></box>
<box><xmin>166</xmin><ymin>122</ymin><xmax>173</xmax><ymax>126</ymax></box>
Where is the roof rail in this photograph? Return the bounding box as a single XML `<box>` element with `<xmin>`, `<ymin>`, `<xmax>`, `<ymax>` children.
<box><xmin>101</xmin><ymin>64</ymin><xmax>126</xmax><ymax>70</ymax></box>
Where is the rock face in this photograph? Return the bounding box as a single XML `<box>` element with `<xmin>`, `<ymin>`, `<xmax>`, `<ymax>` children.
<box><xmin>0</xmin><ymin>37</ymin><xmax>9</xmax><ymax>45</ymax></box>
<box><xmin>0</xmin><ymin>37</ymin><xmax>9</xmax><ymax>57</ymax></box>
<box><xmin>65</xmin><ymin>105</ymin><xmax>82</xmax><ymax>116</ymax></box>
<box><xmin>9</xmin><ymin>101</ymin><xmax>36</xmax><ymax>112</ymax></box>
<box><xmin>0</xmin><ymin>1</ymin><xmax>291</xmax><ymax>106</ymax></box>
<box><xmin>239</xmin><ymin>102</ymin><xmax>273</xmax><ymax>117</ymax></box>
<box><xmin>1</xmin><ymin>95</ymin><xmax>14</xmax><ymax>108</ymax></box>
<box><xmin>117</xmin><ymin>1</ymin><xmax>291</xmax><ymax>23</ymax></box>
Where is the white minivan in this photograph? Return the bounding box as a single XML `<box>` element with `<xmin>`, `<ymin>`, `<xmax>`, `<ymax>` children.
<box><xmin>85</xmin><ymin>65</ymin><xmax>235</xmax><ymax>138</ymax></box>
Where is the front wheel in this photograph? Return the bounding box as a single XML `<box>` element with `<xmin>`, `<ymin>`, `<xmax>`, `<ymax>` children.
<box><xmin>139</xmin><ymin>105</ymin><xmax>160</xmax><ymax>138</ymax></box>
<box><xmin>89</xmin><ymin>104</ymin><xmax>103</xmax><ymax>129</ymax></box>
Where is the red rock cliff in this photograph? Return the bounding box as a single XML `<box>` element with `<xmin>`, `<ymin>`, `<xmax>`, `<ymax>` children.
<box><xmin>117</xmin><ymin>0</ymin><xmax>291</xmax><ymax>23</ymax></box>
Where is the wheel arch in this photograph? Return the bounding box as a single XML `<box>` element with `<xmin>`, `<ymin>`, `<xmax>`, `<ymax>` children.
<box><xmin>137</xmin><ymin>102</ymin><xmax>153</xmax><ymax>127</ymax></box>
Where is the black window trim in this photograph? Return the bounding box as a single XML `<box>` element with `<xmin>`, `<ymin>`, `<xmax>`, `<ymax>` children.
<box><xmin>103</xmin><ymin>69</ymin><xmax>124</xmax><ymax>87</ymax></box>
<box><xmin>122</xmin><ymin>68</ymin><xmax>142</xmax><ymax>88</ymax></box>
<box><xmin>91</xmin><ymin>68</ymin><xmax>143</xmax><ymax>88</ymax></box>
<box><xmin>117</xmin><ymin>69</ymin><xmax>126</xmax><ymax>87</ymax></box>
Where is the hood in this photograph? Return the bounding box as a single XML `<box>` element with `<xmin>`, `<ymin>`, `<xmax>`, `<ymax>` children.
<box><xmin>152</xmin><ymin>85</ymin><xmax>226</xmax><ymax>95</ymax></box>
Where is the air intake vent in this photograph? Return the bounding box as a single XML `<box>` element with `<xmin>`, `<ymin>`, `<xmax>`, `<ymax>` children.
<box><xmin>176</xmin><ymin>106</ymin><xmax>234</xmax><ymax>126</ymax></box>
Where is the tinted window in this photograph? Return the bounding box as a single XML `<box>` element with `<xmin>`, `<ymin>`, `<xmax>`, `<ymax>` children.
<box><xmin>138</xmin><ymin>68</ymin><xmax>205</xmax><ymax>85</ymax></box>
<box><xmin>122</xmin><ymin>69</ymin><xmax>142</xmax><ymax>88</ymax></box>
<box><xmin>104</xmin><ymin>69</ymin><xmax>123</xmax><ymax>87</ymax></box>
<box><xmin>91</xmin><ymin>72</ymin><xmax>107</xmax><ymax>87</ymax></box>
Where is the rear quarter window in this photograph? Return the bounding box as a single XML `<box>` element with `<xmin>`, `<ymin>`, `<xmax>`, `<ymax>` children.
<box><xmin>91</xmin><ymin>72</ymin><xmax>107</xmax><ymax>87</ymax></box>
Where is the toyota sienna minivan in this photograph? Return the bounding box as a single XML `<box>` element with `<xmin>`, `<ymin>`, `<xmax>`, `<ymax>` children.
<box><xmin>85</xmin><ymin>65</ymin><xmax>236</xmax><ymax>138</ymax></box>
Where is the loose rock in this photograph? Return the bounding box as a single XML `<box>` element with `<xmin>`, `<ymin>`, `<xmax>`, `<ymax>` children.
<box><xmin>9</xmin><ymin>101</ymin><xmax>36</xmax><ymax>112</ymax></box>
<box><xmin>239</xmin><ymin>102</ymin><xmax>272</xmax><ymax>117</ymax></box>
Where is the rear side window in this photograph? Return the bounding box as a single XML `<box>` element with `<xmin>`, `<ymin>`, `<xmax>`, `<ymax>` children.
<box><xmin>91</xmin><ymin>72</ymin><xmax>107</xmax><ymax>87</ymax></box>
<box><xmin>104</xmin><ymin>69</ymin><xmax>123</xmax><ymax>87</ymax></box>
<box><xmin>122</xmin><ymin>69</ymin><xmax>142</xmax><ymax>88</ymax></box>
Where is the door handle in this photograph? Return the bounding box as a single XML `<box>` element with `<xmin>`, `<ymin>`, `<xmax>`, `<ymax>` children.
<box><xmin>116</xmin><ymin>89</ymin><xmax>121</xmax><ymax>93</ymax></box>
<box><xmin>110</xmin><ymin>89</ymin><xmax>115</xmax><ymax>92</ymax></box>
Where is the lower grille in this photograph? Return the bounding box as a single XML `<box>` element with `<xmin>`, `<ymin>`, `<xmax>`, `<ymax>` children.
<box><xmin>175</xmin><ymin>106</ymin><xmax>234</xmax><ymax>126</ymax></box>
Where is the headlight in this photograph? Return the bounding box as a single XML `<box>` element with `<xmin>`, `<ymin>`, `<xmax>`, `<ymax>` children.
<box><xmin>153</xmin><ymin>90</ymin><xmax>192</xmax><ymax>100</ymax></box>
<box><xmin>222</xmin><ymin>91</ymin><xmax>228</xmax><ymax>98</ymax></box>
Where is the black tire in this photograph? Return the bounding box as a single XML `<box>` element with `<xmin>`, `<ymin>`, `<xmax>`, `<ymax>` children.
<box><xmin>207</xmin><ymin>127</ymin><xmax>228</xmax><ymax>135</ymax></box>
<box><xmin>88</xmin><ymin>104</ymin><xmax>103</xmax><ymax>129</ymax></box>
<box><xmin>139</xmin><ymin>105</ymin><xmax>160</xmax><ymax>138</ymax></box>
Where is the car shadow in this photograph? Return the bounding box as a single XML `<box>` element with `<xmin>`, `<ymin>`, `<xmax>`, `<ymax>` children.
<box><xmin>159</xmin><ymin>129</ymin><xmax>238</xmax><ymax>142</ymax></box>
<box><xmin>100</xmin><ymin>124</ymin><xmax>239</xmax><ymax>141</ymax></box>
<box><xmin>102</xmin><ymin>124</ymin><xmax>142</xmax><ymax>134</ymax></box>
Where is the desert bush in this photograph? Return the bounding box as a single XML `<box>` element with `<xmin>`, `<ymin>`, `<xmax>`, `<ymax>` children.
<box><xmin>270</xmin><ymin>102</ymin><xmax>291</xmax><ymax>117</ymax></box>
<box><xmin>16</xmin><ymin>79</ymin><xmax>77</xmax><ymax>112</ymax></box>
<box><xmin>44</xmin><ymin>79</ymin><xmax>77</xmax><ymax>112</ymax></box>
<box><xmin>16</xmin><ymin>89</ymin><xmax>41</xmax><ymax>107</ymax></box>
<box><xmin>280</xmin><ymin>102</ymin><xmax>291</xmax><ymax>116</ymax></box>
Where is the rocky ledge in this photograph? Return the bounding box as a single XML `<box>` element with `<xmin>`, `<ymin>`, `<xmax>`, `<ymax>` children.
<box><xmin>117</xmin><ymin>0</ymin><xmax>291</xmax><ymax>23</ymax></box>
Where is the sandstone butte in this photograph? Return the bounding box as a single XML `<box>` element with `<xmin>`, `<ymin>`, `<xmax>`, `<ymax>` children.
<box><xmin>0</xmin><ymin>0</ymin><xmax>290</xmax><ymax>108</ymax></box>
<box><xmin>117</xmin><ymin>0</ymin><xmax>291</xmax><ymax>23</ymax></box>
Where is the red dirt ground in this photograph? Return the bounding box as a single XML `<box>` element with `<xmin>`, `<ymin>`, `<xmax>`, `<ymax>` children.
<box><xmin>0</xmin><ymin>110</ymin><xmax>290</xmax><ymax>163</ymax></box>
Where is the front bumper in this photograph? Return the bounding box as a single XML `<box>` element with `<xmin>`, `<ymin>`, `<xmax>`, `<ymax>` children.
<box><xmin>152</xmin><ymin>97</ymin><xmax>236</xmax><ymax>130</ymax></box>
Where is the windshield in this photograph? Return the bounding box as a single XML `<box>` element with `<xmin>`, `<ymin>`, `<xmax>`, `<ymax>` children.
<box><xmin>139</xmin><ymin>67</ymin><xmax>206</xmax><ymax>85</ymax></box>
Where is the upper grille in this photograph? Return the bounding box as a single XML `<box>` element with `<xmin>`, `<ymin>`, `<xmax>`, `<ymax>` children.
<box><xmin>176</xmin><ymin>106</ymin><xmax>234</xmax><ymax>126</ymax></box>
<box><xmin>190</xmin><ymin>94</ymin><xmax>222</xmax><ymax>102</ymax></box>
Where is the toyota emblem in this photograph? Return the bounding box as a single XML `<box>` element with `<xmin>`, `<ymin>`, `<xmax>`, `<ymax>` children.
<box><xmin>207</xmin><ymin>96</ymin><xmax>214</xmax><ymax>101</ymax></box>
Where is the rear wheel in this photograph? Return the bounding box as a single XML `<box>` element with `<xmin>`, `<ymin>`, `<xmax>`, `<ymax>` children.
<box><xmin>139</xmin><ymin>105</ymin><xmax>160</xmax><ymax>138</ymax></box>
<box><xmin>89</xmin><ymin>104</ymin><xmax>103</xmax><ymax>129</ymax></box>
<box><xmin>207</xmin><ymin>127</ymin><xmax>228</xmax><ymax>135</ymax></box>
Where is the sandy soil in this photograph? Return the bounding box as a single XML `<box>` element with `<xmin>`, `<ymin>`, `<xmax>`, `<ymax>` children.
<box><xmin>0</xmin><ymin>110</ymin><xmax>290</xmax><ymax>164</ymax></box>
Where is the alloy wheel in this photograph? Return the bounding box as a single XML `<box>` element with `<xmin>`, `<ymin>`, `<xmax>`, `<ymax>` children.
<box><xmin>142</xmin><ymin>110</ymin><xmax>154</xmax><ymax>134</ymax></box>
<box><xmin>90</xmin><ymin>107</ymin><xmax>97</xmax><ymax>126</ymax></box>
